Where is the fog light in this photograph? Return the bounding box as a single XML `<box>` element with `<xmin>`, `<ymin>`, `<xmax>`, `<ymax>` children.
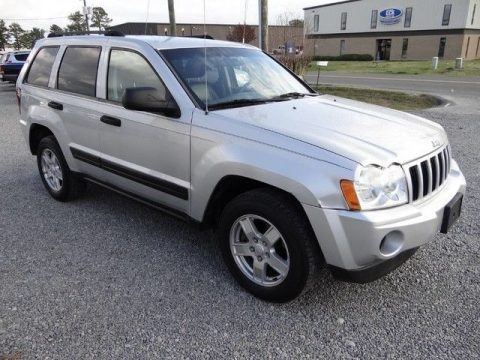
<box><xmin>379</xmin><ymin>231</ymin><xmax>404</xmax><ymax>257</ymax></box>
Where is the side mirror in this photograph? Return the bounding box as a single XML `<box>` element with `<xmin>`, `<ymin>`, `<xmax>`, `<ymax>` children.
<box><xmin>122</xmin><ymin>87</ymin><xmax>181</xmax><ymax>118</ymax></box>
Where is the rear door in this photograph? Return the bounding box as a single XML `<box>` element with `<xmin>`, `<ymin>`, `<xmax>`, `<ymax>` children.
<box><xmin>49</xmin><ymin>45</ymin><xmax>105</xmax><ymax>179</ymax></box>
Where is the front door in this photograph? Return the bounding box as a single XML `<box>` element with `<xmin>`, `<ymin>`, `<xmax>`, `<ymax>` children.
<box><xmin>376</xmin><ymin>39</ymin><xmax>392</xmax><ymax>60</ymax></box>
<box><xmin>97</xmin><ymin>48</ymin><xmax>191</xmax><ymax>214</ymax></box>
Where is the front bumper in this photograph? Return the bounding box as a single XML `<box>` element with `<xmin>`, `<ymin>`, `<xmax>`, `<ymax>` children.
<box><xmin>303</xmin><ymin>159</ymin><xmax>466</xmax><ymax>279</ymax></box>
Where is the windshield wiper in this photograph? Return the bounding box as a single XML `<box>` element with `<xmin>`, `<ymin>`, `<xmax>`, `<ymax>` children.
<box><xmin>208</xmin><ymin>98</ymin><xmax>273</xmax><ymax>110</ymax></box>
<box><xmin>272</xmin><ymin>92</ymin><xmax>318</xmax><ymax>100</ymax></box>
<box><xmin>208</xmin><ymin>92</ymin><xmax>318</xmax><ymax>111</ymax></box>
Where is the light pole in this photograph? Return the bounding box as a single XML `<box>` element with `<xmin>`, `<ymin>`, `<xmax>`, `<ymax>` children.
<box><xmin>258</xmin><ymin>0</ymin><xmax>268</xmax><ymax>51</ymax></box>
<box><xmin>168</xmin><ymin>0</ymin><xmax>176</xmax><ymax>36</ymax></box>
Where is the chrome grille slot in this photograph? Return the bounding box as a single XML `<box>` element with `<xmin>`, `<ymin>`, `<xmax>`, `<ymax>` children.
<box><xmin>406</xmin><ymin>145</ymin><xmax>451</xmax><ymax>202</ymax></box>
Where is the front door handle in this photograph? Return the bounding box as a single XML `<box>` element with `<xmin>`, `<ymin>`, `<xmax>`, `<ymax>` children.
<box><xmin>48</xmin><ymin>101</ymin><xmax>63</xmax><ymax>111</ymax></box>
<box><xmin>100</xmin><ymin>115</ymin><xmax>121</xmax><ymax>127</ymax></box>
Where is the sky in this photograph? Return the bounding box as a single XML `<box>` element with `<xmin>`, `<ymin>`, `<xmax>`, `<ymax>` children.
<box><xmin>1</xmin><ymin>0</ymin><xmax>342</xmax><ymax>31</ymax></box>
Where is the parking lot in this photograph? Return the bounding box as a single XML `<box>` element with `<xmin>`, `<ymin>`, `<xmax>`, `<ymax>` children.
<box><xmin>0</xmin><ymin>81</ymin><xmax>479</xmax><ymax>358</ymax></box>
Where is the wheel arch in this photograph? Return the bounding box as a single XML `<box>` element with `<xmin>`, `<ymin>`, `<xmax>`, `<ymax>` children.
<box><xmin>29</xmin><ymin>123</ymin><xmax>55</xmax><ymax>155</ymax></box>
<box><xmin>201</xmin><ymin>175</ymin><xmax>313</xmax><ymax>231</ymax></box>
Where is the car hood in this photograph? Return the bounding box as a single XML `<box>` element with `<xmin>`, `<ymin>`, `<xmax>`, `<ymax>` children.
<box><xmin>214</xmin><ymin>95</ymin><xmax>447</xmax><ymax>166</ymax></box>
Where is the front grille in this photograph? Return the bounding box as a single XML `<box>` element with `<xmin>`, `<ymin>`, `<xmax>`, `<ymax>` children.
<box><xmin>407</xmin><ymin>146</ymin><xmax>451</xmax><ymax>202</ymax></box>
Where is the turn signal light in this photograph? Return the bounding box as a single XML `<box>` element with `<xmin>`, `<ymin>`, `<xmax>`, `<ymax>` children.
<box><xmin>340</xmin><ymin>180</ymin><xmax>361</xmax><ymax>211</ymax></box>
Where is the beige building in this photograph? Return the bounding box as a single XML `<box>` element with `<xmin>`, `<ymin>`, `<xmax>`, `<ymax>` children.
<box><xmin>304</xmin><ymin>0</ymin><xmax>480</xmax><ymax>60</ymax></box>
<box><xmin>109</xmin><ymin>22</ymin><xmax>304</xmax><ymax>53</ymax></box>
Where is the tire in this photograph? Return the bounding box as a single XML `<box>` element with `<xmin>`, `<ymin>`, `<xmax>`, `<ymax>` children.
<box><xmin>36</xmin><ymin>135</ymin><xmax>86</xmax><ymax>201</ymax></box>
<box><xmin>217</xmin><ymin>188</ymin><xmax>321</xmax><ymax>302</ymax></box>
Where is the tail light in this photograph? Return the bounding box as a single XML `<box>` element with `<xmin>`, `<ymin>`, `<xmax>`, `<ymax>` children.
<box><xmin>0</xmin><ymin>65</ymin><xmax>4</xmax><ymax>75</ymax></box>
<box><xmin>16</xmin><ymin>88</ymin><xmax>21</xmax><ymax>114</ymax></box>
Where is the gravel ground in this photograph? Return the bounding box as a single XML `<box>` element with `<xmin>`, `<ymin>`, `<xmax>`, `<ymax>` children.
<box><xmin>0</xmin><ymin>82</ymin><xmax>478</xmax><ymax>359</ymax></box>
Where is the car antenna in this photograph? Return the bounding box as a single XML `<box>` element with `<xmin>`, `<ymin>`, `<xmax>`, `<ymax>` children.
<box><xmin>204</xmin><ymin>0</ymin><xmax>209</xmax><ymax>115</ymax></box>
<box><xmin>144</xmin><ymin>0</ymin><xmax>151</xmax><ymax>35</ymax></box>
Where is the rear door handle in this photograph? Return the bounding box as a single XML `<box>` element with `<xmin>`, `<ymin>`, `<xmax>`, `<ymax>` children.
<box><xmin>100</xmin><ymin>115</ymin><xmax>121</xmax><ymax>127</ymax></box>
<box><xmin>48</xmin><ymin>101</ymin><xmax>63</xmax><ymax>111</ymax></box>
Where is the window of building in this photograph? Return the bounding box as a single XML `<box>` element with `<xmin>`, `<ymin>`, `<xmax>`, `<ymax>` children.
<box><xmin>57</xmin><ymin>47</ymin><xmax>101</xmax><ymax>97</ymax></box>
<box><xmin>314</xmin><ymin>15</ymin><xmax>319</xmax><ymax>32</ymax></box>
<box><xmin>107</xmin><ymin>49</ymin><xmax>167</xmax><ymax>103</ymax></box>
<box><xmin>401</xmin><ymin>38</ymin><xmax>409</xmax><ymax>59</ymax></box>
<box><xmin>438</xmin><ymin>37</ymin><xmax>447</xmax><ymax>57</ymax></box>
<box><xmin>404</xmin><ymin>7</ymin><xmax>413</xmax><ymax>28</ymax></box>
<box><xmin>442</xmin><ymin>4</ymin><xmax>452</xmax><ymax>26</ymax></box>
<box><xmin>371</xmin><ymin>10</ymin><xmax>378</xmax><ymax>29</ymax></box>
<box><xmin>472</xmin><ymin>4</ymin><xmax>477</xmax><ymax>25</ymax></box>
<box><xmin>340</xmin><ymin>40</ymin><xmax>346</xmax><ymax>55</ymax></box>
<box><xmin>341</xmin><ymin>12</ymin><xmax>347</xmax><ymax>30</ymax></box>
<box><xmin>465</xmin><ymin>37</ymin><xmax>471</xmax><ymax>58</ymax></box>
<box><xmin>26</xmin><ymin>47</ymin><xmax>59</xmax><ymax>87</ymax></box>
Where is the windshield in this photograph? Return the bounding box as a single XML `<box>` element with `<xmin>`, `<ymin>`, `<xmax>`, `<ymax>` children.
<box><xmin>160</xmin><ymin>47</ymin><xmax>313</xmax><ymax>110</ymax></box>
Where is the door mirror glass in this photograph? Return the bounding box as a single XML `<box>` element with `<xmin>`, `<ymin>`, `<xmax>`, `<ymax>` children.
<box><xmin>122</xmin><ymin>87</ymin><xmax>181</xmax><ymax>118</ymax></box>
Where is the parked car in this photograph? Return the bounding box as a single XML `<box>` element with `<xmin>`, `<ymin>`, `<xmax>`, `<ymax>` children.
<box><xmin>1</xmin><ymin>51</ymin><xmax>30</xmax><ymax>82</ymax></box>
<box><xmin>17</xmin><ymin>34</ymin><xmax>466</xmax><ymax>302</ymax></box>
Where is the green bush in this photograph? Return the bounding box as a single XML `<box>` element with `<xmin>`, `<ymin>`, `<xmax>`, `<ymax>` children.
<box><xmin>312</xmin><ymin>54</ymin><xmax>374</xmax><ymax>61</ymax></box>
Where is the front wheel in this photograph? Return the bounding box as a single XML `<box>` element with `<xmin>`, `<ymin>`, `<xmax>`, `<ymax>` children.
<box><xmin>217</xmin><ymin>189</ymin><xmax>321</xmax><ymax>302</ymax></box>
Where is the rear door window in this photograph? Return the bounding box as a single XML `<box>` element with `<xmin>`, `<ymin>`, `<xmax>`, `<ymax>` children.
<box><xmin>57</xmin><ymin>46</ymin><xmax>101</xmax><ymax>97</ymax></box>
<box><xmin>26</xmin><ymin>47</ymin><xmax>59</xmax><ymax>87</ymax></box>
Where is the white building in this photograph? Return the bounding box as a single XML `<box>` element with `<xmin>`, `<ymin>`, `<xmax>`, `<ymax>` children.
<box><xmin>304</xmin><ymin>0</ymin><xmax>480</xmax><ymax>60</ymax></box>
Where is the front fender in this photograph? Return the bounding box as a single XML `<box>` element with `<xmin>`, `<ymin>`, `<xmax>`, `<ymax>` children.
<box><xmin>190</xmin><ymin>134</ymin><xmax>354</xmax><ymax>222</ymax></box>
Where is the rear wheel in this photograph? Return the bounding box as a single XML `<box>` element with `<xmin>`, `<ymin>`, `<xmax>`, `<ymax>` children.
<box><xmin>37</xmin><ymin>136</ymin><xmax>85</xmax><ymax>201</ymax></box>
<box><xmin>217</xmin><ymin>189</ymin><xmax>320</xmax><ymax>302</ymax></box>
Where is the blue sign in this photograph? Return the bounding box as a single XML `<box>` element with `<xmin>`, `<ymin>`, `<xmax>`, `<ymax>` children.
<box><xmin>379</xmin><ymin>8</ymin><xmax>403</xmax><ymax>25</ymax></box>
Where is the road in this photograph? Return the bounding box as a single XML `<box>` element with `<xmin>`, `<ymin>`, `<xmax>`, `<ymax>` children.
<box><xmin>305</xmin><ymin>72</ymin><xmax>480</xmax><ymax>100</ymax></box>
<box><xmin>0</xmin><ymin>81</ymin><xmax>479</xmax><ymax>359</ymax></box>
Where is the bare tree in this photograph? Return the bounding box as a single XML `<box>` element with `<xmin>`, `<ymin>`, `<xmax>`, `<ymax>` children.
<box><xmin>227</xmin><ymin>24</ymin><xmax>256</xmax><ymax>44</ymax></box>
<box><xmin>271</xmin><ymin>11</ymin><xmax>304</xmax><ymax>53</ymax></box>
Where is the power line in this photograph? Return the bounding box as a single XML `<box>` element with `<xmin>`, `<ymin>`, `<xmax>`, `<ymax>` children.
<box><xmin>2</xmin><ymin>16</ymin><xmax>68</xmax><ymax>21</ymax></box>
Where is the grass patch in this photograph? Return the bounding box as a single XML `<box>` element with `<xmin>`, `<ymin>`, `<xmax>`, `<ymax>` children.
<box><xmin>315</xmin><ymin>85</ymin><xmax>441</xmax><ymax>111</ymax></box>
<box><xmin>308</xmin><ymin>59</ymin><xmax>480</xmax><ymax>77</ymax></box>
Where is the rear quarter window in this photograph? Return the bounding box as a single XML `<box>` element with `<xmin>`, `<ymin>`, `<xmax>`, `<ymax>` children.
<box><xmin>26</xmin><ymin>47</ymin><xmax>59</xmax><ymax>87</ymax></box>
<box><xmin>57</xmin><ymin>46</ymin><xmax>101</xmax><ymax>97</ymax></box>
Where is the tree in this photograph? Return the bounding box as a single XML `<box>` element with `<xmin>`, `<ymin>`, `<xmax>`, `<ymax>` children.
<box><xmin>66</xmin><ymin>11</ymin><xmax>87</xmax><ymax>32</ymax></box>
<box><xmin>8</xmin><ymin>23</ymin><xmax>25</xmax><ymax>50</ymax></box>
<box><xmin>0</xmin><ymin>20</ymin><xmax>8</xmax><ymax>51</ymax></box>
<box><xmin>91</xmin><ymin>7</ymin><xmax>112</xmax><ymax>31</ymax></box>
<box><xmin>289</xmin><ymin>19</ymin><xmax>304</xmax><ymax>27</ymax></box>
<box><xmin>226</xmin><ymin>24</ymin><xmax>256</xmax><ymax>44</ymax></box>
<box><xmin>20</xmin><ymin>27</ymin><xmax>45</xmax><ymax>48</ymax></box>
<box><xmin>50</xmin><ymin>24</ymin><xmax>63</xmax><ymax>34</ymax></box>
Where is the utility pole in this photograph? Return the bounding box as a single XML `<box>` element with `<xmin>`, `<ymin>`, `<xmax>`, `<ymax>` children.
<box><xmin>168</xmin><ymin>0</ymin><xmax>176</xmax><ymax>36</ymax></box>
<box><xmin>82</xmin><ymin>0</ymin><xmax>90</xmax><ymax>32</ymax></box>
<box><xmin>259</xmin><ymin>0</ymin><xmax>268</xmax><ymax>51</ymax></box>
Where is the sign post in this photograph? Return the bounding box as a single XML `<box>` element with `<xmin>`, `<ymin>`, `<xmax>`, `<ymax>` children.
<box><xmin>315</xmin><ymin>61</ymin><xmax>329</xmax><ymax>88</ymax></box>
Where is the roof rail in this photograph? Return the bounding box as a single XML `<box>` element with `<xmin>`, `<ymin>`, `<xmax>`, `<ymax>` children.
<box><xmin>187</xmin><ymin>34</ymin><xmax>214</xmax><ymax>40</ymax></box>
<box><xmin>47</xmin><ymin>30</ymin><xmax>124</xmax><ymax>38</ymax></box>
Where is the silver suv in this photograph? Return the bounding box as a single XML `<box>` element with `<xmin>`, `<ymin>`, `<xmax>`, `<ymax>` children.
<box><xmin>17</xmin><ymin>34</ymin><xmax>466</xmax><ymax>302</ymax></box>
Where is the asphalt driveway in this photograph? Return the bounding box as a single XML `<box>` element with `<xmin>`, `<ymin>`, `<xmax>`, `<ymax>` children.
<box><xmin>0</xmin><ymin>81</ymin><xmax>479</xmax><ymax>359</ymax></box>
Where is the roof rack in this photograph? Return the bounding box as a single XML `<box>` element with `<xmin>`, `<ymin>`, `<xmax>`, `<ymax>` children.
<box><xmin>47</xmin><ymin>30</ymin><xmax>124</xmax><ymax>38</ymax></box>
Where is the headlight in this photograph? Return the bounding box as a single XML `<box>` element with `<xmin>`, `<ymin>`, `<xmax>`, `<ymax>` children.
<box><xmin>341</xmin><ymin>164</ymin><xmax>408</xmax><ymax>211</ymax></box>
